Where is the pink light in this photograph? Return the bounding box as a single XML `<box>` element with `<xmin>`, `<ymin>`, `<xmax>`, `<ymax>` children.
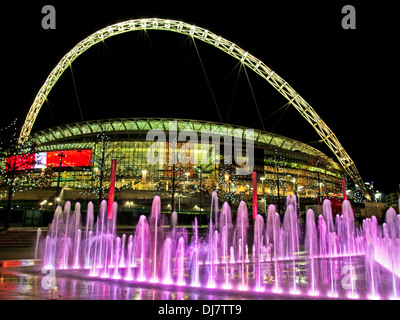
<box><xmin>150</xmin><ymin>277</ymin><xmax>159</xmax><ymax>284</ymax></box>
<box><xmin>252</xmin><ymin>171</ymin><xmax>257</xmax><ymax>219</ymax></box>
<box><xmin>308</xmin><ymin>290</ymin><xmax>320</xmax><ymax>297</ymax></box>
<box><xmin>327</xmin><ymin>291</ymin><xmax>339</xmax><ymax>298</ymax></box>
<box><xmin>271</xmin><ymin>287</ymin><xmax>283</xmax><ymax>294</ymax></box>
<box><xmin>238</xmin><ymin>284</ymin><xmax>249</xmax><ymax>291</ymax></box>
<box><xmin>374</xmin><ymin>255</ymin><xmax>400</xmax><ymax>277</ymax></box>
<box><xmin>89</xmin><ymin>269</ymin><xmax>99</xmax><ymax>277</ymax></box>
<box><xmin>289</xmin><ymin>289</ymin><xmax>301</xmax><ymax>295</ymax></box>
<box><xmin>255</xmin><ymin>286</ymin><xmax>265</xmax><ymax>292</ymax></box>
<box><xmin>176</xmin><ymin>280</ymin><xmax>186</xmax><ymax>286</ymax></box>
<box><xmin>221</xmin><ymin>282</ymin><xmax>232</xmax><ymax>290</ymax></box>
<box><xmin>162</xmin><ymin>278</ymin><xmax>173</xmax><ymax>285</ymax></box>
<box><xmin>107</xmin><ymin>159</ymin><xmax>116</xmax><ymax>220</ymax></box>
<box><xmin>347</xmin><ymin>292</ymin><xmax>359</xmax><ymax>299</ymax></box>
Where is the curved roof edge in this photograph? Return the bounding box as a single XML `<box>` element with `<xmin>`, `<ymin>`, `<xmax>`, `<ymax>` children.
<box><xmin>31</xmin><ymin>117</ymin><xmax>341</xmax><ymax>166</ymax></box>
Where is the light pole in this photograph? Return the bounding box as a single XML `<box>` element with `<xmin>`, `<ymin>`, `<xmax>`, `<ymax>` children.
<box><xmin>55</xmin><ymin>151</ymin><xmax>66</xmax><ymax>210</ymax></box>
<box><xmin>276</xmin><ymin>169</ymin><xmax>281</xmax><ymax>214</ymax></box>
<box><xmin>371</xmin><ymin>181</ymin><xmax>375</xmax><ymax>202</ymax></box>
<box><xmin>261</xmin><ymin>198</ymin><xmax>267</xmax><ymax>214</ymax></box>
<box><xmin>375</xmin><ymin>191</ymin><xmax>382</xmax><ymax>202</ymax></box>
<box><xmin>292</xmin><ymin>175</ymin><xmax>299</xmax><ymax>213</ymax></box>
<box><xmin>260</xmin><ymin>176</ymin><xmax>265</xmax><ymax>195</ymax></box>
<box><xmin>141</xmin><ymin>170</ymin><xmax>147</xmax><ymax>183</ymax></box>
<box><xmin>297</xmin><ymin>185</ymin><xmax>303</xmax><ymax>212</ymax></box>
<box><xmin>197</xmin><ymin>167</ymin><xmax>203</xmax><ymax>227</ymax></box>
<box><xmin>184</xmin><ymin>172</ymin><xmax>190</xmax><ymax>192</ymax></box>
<box><xmin>56</xmin><ymin>151</ymin><xmax>66</xmax><ymax>190</ymax></box>
<box><xmin>125</xmin><ymin>201</ymin><xmax>134</xmax><ymax>208</ymax></box>
<box><xmin>260</xmin><ymin>176</ymin><xmax>266</xmax><ymax>214</ymax></box>
<box><xmin>170</xmin><ymin>164</ymin><xmax>176</xmax><ymax>214</ymax></box>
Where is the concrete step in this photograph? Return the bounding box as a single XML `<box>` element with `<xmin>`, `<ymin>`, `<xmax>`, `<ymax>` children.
<box><xmin>0</xmin><ymin>229</ymin><xmax>45</xmax><ymax>248</ymax></box>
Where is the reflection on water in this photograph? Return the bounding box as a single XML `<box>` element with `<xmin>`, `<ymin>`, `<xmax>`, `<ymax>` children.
<box><xmin>0</xmin><ymin>268</ymin><xmax>250</xmax><ymax>300</ymax></box>
<box><xmin>0</xmin><ymin>256</ymin><xmax>398</xmax><ymax>300</ymax></box>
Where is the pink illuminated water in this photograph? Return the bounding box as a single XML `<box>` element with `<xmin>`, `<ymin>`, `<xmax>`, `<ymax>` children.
<box><xmin>254</xmin><ymin>214</ymin><xmax>264</xmax><ymax>292</ymax></box>
<box><xmin>305</xmin><ymin>209</ymin><xmax>319</xmax><ymax>296</ymax></box>
<box><xmin>150</xmin><ymin>196</ymin><xmax>161</xmax><ymax>283</ymax></box>
<box><xmin>38</xmin><ymin>193</ymin><xmax>400</xmax><ymax>300</ymax></box>
<box><xmin>176</xmin><ymin>237</ymin><xmax>186</xmax><ymax>286</ymax></box>
<box><xmin>322</xmin><ymin>199</ymin><xmax>338</xmax><ymax>297</ymax></box>
<box><xmin>283</xmin><ymin>197</ymin><xmax>300</xmax><ymax>294</ymax></box>
<box><xmin>190</xmin><ymin>218</ymin><xmax>200</xmax><ymax>287</ymax></box>
<box><xmin>206</xmin><ymin>191</ymin><xmax>219</xmax><ymax>288</ymax></box>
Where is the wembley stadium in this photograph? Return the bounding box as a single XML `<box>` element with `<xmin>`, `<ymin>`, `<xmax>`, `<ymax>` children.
<box><xmin>1</xmin><ymin>117</ymin><xmax>345</xmax><ymax>224</ymax></box>
<box><xmin>0</xmin><ymin>18</ymin><xmax>368</xmax><ymax>227</ymax></box>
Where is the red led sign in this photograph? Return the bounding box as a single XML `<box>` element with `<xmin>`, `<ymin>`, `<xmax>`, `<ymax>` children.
<box><xmin>6</xmin><ymin>149</ymin><xmax>91</xmax><ymax>171</ymax></box>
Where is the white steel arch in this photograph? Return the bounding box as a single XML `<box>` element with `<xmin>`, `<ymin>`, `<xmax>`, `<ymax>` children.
<box><xmin>19</xmin><ymin>18</ymin><xmax>370</xmax><ymax>199</ymax></box>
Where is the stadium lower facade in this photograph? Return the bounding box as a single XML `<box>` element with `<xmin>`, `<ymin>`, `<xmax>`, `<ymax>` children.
<box><xmin>1</xmin><ymin>118</ymin><xmax>346</xmax><ymax>217</ymax></box>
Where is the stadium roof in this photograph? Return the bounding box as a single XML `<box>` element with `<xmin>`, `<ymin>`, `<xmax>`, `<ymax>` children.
<box><xmin>31</xmin><ymin>118</ymin><xmax>341</xmax><ymax>168</ymax></box>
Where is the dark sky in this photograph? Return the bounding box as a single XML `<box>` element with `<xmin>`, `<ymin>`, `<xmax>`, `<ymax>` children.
<box><xmin>1</xmin><ymin>1</ymin><xmax>398</xmax><ymax>194</ymax></box>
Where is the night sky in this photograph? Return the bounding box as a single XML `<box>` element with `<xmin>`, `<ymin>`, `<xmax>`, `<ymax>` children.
<box><xmin>1</xmin><ymin>1</ymin><xmax>398</xmax><ymax>194</ymax></box>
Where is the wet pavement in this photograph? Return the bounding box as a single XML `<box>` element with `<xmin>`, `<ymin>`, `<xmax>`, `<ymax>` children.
<box><xmin>1</xmin><ymin>257</ymin><xmax>336</xmax><ymax>301</ymax></box>
<box><xmin>0</xmin><ymin>261</ymin><xmax>299</xmax><ymax>300</ymax></box>
<box><xmin>0</xmin><ymin>255</ymin><xmax>398</xmax><ymax>301</ymax></box>
<box><xmin>0</xmin><ymin>262</ymin><xmax>386</xmax><ymax>320</ymax></box>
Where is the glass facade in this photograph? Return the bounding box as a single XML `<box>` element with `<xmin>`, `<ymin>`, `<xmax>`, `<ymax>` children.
<box><xmin>1</xmin><ymin>119</ymin><xmax>345</xmax><ymax>207</ymax></box>
<box><xmin>4</xmin><ymin>142</ymin><xmax>342</xmax><ymax>201</ymax></box>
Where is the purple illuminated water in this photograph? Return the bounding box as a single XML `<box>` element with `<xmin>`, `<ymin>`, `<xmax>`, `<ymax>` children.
<box><xmin>37</xmin><ymin>193</ymin><xmax>400</xmax><ymax>300</ymax></box>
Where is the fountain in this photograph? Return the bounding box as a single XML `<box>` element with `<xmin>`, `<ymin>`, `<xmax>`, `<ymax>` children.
<box><xmin>305</xmin><ymin>209</ymin><xmax>319</xmax><ymax>296</ymax></box>
<box><xmin>35</xmin><ymin>192</ymin><xmax>399</xmax><ymax>300</ymax></box>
